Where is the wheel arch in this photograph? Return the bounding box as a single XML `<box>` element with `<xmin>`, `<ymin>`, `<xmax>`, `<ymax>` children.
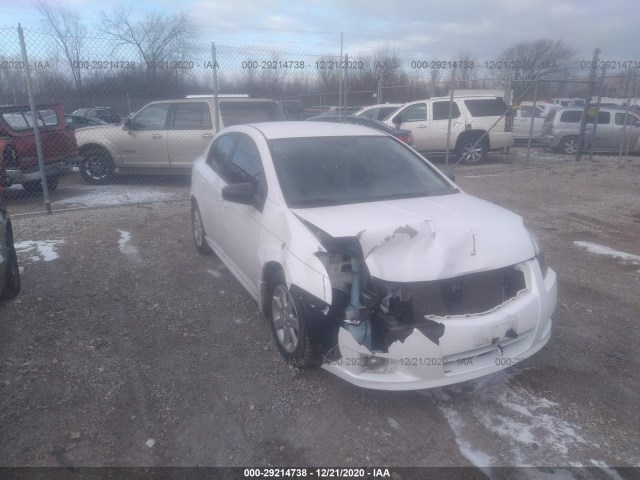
<box><xmin>455</xmin><ymin>129</ymin><xmax>490</xmax><ymax>151</ymax></box>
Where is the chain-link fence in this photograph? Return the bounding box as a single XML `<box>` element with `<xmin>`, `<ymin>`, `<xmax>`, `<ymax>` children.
<box><xmin>1</xmin><ymin>25</ymin><xmax>639</xmax><ymax>213</ymax></box>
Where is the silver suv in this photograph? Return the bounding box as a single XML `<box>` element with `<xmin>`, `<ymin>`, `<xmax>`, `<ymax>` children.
<box><xmin>539</xmin><ymin>106</ymin><xmax>640</xmax><ymax>154</ymax></box>
<box><xmin>384</xmin><ymin>96</ymin><xmax>514</xmax><ymax>164</ymax></box>
<box><xmin>75</xmin><ymin>96</ymin><xmax>286</xmax><ymax>184</ymax></box>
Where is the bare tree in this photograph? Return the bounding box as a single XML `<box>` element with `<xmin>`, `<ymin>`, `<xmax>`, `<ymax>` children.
<box><xmin>497</xmin><ymin>39</ymin><xmax>576</xmax><ymax>99</ymax></box>
<box><xmin>100</xmin><ymin>9</ymin><xmax>195</xmax><ymax>81</ymax></box>
<box><xmin>34</xmin><ymin>0</ymin><xmax>85</xmax><ymax>97</ymax></box>
<box><xmin>456</xmin><ymin>50</ymin><xmax>477</xmax><ymax>89</ymax></box>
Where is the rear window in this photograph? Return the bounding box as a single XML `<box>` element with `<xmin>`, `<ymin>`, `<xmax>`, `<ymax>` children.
<box><xmin>219</xmin><ymin>101</ymin><xmax>285</xmax><ymax>126</ymax></box>
<box><xmin>463</xmin><ymin>98</ymin><xmax>508</xmax><ymax>117</ymax></box>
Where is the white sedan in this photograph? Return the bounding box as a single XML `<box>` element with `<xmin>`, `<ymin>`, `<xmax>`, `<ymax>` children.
<box><xmin>190</xmin><ymin>122</ymin><xmax>557</xmax><ymax>391</ymax></box>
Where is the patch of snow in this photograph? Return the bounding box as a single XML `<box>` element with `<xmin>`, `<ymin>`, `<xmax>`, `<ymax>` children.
<box><xmin>117</xmin><ymin>230</ymin><xmax>140</xmax><ymax>260</ymax></box>
<box><xmin>207</xmin><ymin>269</ymin><xmax>221</xmax><ymax>278</ymax></box>
<box><xmin>54</xmin><ymin>184</ymin><xmax>188</xmax><ymax>208</ymax></box>
<box><xmin>574</xmin><ymin>241</ymin><xmax>640</xmax><ymax>267</ymax></box>
<box><xmin>440</xmin><ymin>407</ymin><xmax>494</xmax><ymax>471</ymax></box>
<box><xmin>14</xmin><ymin>239</ymin><xmax>64</xmax><ymax>262</ymax></box>
<box><xmin>386</xmin><ymin>417</ymin><xmax>402</xmax><ymax>431</ymax></box>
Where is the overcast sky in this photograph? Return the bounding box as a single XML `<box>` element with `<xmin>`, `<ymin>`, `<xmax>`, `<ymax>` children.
<box><xmin>0</xmin><ymin>0</ymin><xmax>637</xmax><ymax>62</ymax></box>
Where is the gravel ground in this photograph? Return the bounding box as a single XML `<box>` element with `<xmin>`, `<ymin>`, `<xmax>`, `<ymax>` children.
<box><xmin>0</xmin><ymin>150</ymin><xmax>639</xmax><ymax>478</ymax></box>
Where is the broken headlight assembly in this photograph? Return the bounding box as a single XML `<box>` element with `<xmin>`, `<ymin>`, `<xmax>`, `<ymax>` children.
<box><xmin>528</xmin><ymin>230</ymin><xmax>548</xmax><ymax>278</ymax></box>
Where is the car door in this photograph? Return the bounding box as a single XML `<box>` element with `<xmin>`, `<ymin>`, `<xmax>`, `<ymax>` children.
<box><xmin>166</xmin><ymin>102</ymin><xmax>214</xmax><ymax>171</ymax></box>
<box><xmin>392</xmin><ymin>103</ymin><xmax>428</xmax><ymax>151</ymax></box>
<box><xmin>426</xmin><ymin>100</ymin><xmax>465</xmax><ymax>151</ymax></box>
<box><xmin>587</xmin><ymin>110</ymin><xmax>612</xmax><ymax>149</ymax></box>
<box><xmin>216</xmin><ymin>134</ymin><xmax>267</xmax><ymax>294</ymax></box>
<box><xmin>118</xmin><ymin>103</ymin><xmax>170</xmax><ymax>168</ymax></box>
<box><xmin>197</xmin><ymin>133</ymin><xmax>238</xmax><ymax>248</ymax></box>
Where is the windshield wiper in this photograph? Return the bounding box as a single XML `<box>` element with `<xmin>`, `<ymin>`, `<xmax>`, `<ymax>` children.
<box><xmin>290</xmin><ymin>198</ymin><xmax>342</xmax><ymax>207</ymax></box>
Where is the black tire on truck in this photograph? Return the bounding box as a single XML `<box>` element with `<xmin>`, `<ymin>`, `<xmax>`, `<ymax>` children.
<box><xmin>79</xmin><ymin>147</ymin><xmax>114</xmax><ymax>184</ymax></box>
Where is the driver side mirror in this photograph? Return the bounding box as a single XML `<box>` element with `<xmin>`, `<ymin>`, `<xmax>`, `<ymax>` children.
<box><xmin>392</xmin><ymin>114</ymin><xmax>402</xmax><ymax>126</ymax></box>
<box><xmin>123</xmin><ymin>118</ymin><xmax>134</xmax><ymax>130</ymax></box>
<box><xmin>222</xmin><ymin>182</ymin><xmax>256</xmax><ymax>206</ymax></box>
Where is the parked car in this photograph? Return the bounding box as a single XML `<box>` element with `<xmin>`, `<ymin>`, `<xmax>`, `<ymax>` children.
<box><xmin>64</xmin><ymin>114</ymin><xmax>108</xmax><ymax>130</ymax></box>
<box><xmin>190</xmin><ymin>121</ymin><xmax>557</xmax><ymax>390</ymax></box>
<box><xmin>539</xmin><ymin>106</ymin><xmax>640</xmax><ymax>154</ymax></box>
<box><xmin>384</xmin><ymin>96</ymin><xmax>514</xmax><ymax>164</ymax></box>
<box><xmin>74</xmin><ymin>96</ymin><xmax>286</xmax><ymax>184</ymax></box>
<box><xmin>280</xmin><ymin>100</ymin><xmax>304</xmax><ymax>120</ymax></box>
<box><xmin>305</xmin><ymin>114</ymin><xmax>413</xmax><ymax>145</ymax></box>
<box><xmin>0</xmin><ymin>196</ymin><xmax>20</xmax><ymax>299</ymax></box>
<box><xmin>314</xmin><ymin>106</ymin><xmax>362</xmax><ymax>117</ymax></box>
<box><xmin>511</xmin><ymin>101</ymin><xmax>554</xmax><ymax>140</ymax></box>
<box><xmin>0</xmin><ymin>103</ymin><xmax>81</xmax><ymax>192</ymax></box>
<box><xmin>354</xmin><ymin>103</ymin><xmax>402</xmax><ymax>121</ymax></box>
<box><xmin>72</xmin><ymin>107</ymin><xmax>121</xmax><ymax>124</ymax></box>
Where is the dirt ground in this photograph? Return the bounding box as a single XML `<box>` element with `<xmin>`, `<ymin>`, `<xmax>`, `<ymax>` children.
<box><xmin>1</xmin><ymin>148</ymin><xmax>639</xmax><ymax>478</ymax></box>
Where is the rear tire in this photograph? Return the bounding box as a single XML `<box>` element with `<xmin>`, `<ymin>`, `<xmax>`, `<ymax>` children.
<box><xmin>191</xmin><ymin>202</ymin><xmax>212</xmax><ymax>255</ymax></box>
<box><xmin>559</xmin><ymin>136</ymin><xmax>579</xmax><ymax>155</ymax></box>
<box><xmin>79</xmin><ymin>148</ymin><xmax>114</xmax><ymax>184</ymax></box>
<box><xmin>1</xmin><ymin>223</ymin><xmax>20</xmax><ymax>299</ymax></box>
<box><xmin>457</xmin><ymin>137</ymin><xmax>488</xmax><ymax>164</ymax></box>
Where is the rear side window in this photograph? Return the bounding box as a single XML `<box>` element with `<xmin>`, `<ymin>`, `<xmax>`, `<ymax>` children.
<box><xmin>172</xmin><ymin>102</ymin><xmax>212</xmax><ymax>130</ymax></box>
<box><xmin>433</xmin><ymin>101</ymin><xmax>461</xmax><ymax>120</ymax></box>
<box><xmin>463</xmin><ymin>98</ymin><xmax>508</xmax><ymax>117</ymax></box>
<box><xmin>219</xmin><ymin>102</ymin><xmax>283</xmax><ymax>126</ymax></box>
<box><xmin>559</xmin><ymin>111</ymin><xmax>581</xmax><ymax>123</ymax></box>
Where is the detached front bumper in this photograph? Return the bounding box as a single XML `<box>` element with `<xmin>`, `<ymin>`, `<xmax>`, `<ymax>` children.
<box><xmin>322</xmin><ymin>260</ymin><xmax>557</xmax><ymax>390</ymax></box>
<box><xmin>4</xmin><ymin>158</ymin><xmax>77</xmax><ymax>184</ymax></box>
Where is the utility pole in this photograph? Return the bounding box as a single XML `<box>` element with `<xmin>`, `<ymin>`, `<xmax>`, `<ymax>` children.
<box><xmin>575</xmin><ymin>47</ymin><xmax>600</xmax><ymax>161</ymax></box>
<box><xmin>588</xmin><ymin>66</ymin><xmax>606</xmax><ymax>162</ymax></box>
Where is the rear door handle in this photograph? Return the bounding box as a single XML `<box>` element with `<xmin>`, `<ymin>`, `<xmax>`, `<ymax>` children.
<box><xmin>202</xmin><ymin>133</ymin><xmax>213</xmax><ymax>138</ymax></box>
<box><xmin>417</xmin><ymin>124</ymin><xmax>427</xmax><ymax>128</ymax></box>
<box><xmin>152</xmin><ymin>133</ymin><xmax>162</xmax><ymax>139</ymax></box>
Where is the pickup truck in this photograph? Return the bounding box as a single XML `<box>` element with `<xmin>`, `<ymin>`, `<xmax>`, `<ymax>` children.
<box><xmin>0</xmin><ymin>103</ymin><xmax>81</xmax><ymax>192</ymax></box>
<box><xmin>75</xmin><ymin>96</ymin><xmax>286</xmax><ymax>184</ymax></box>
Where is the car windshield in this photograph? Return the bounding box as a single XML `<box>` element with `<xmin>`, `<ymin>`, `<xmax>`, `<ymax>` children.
<box><xmin>269</xmin><ymin>136</ymin><xmax>456</xmax><ymax>208</ymax></box>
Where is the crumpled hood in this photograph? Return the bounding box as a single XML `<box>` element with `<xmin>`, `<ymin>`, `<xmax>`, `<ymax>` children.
<box><xmin>291</xmin><ymin>193</ymin><xmax>535</xmax><ymax>282</ymax></box>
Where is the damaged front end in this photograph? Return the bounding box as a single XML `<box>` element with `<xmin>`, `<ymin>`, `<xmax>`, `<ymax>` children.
<box><xmin>298</xmin><ymin>218</ymin><xmax>556</xmax><ymax>390</ymax></box>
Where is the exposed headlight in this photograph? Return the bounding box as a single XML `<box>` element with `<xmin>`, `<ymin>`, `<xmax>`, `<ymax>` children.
<box><xmin>528</xmin><ymin>230</ymin><xmax>548</xmax><ymax>278</ymax></box>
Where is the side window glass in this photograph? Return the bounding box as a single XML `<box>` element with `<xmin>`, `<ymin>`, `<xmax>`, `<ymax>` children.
<box><xmin>400</xmin><ymin>103</ymin><xmax>427</xmax><ymax>122</ymax></box>
<box><xmin>172</xmin><ymin>102</ymin><xmax>212</xmax><ymax>130</ymax></box>
<box><xmin>132</xmin><ymin>104</ymin><xmax>170</xmax><ymax>130</ymax></box>
<box><xmin>433</xmin><ymin>101</ymin><xmax>461</xmax><ymax>120</ymax></box>
<box><xmin>206</xmin><ymin>134</ymin><xmax>237</xmax><ymax>173</ymax></box>
<box><xmin>227</xmin><ymin>136</ymin><xmax>263</xmax><ymax>183</ymax></box>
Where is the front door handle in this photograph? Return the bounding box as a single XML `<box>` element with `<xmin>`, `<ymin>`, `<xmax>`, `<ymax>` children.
<box><xmin>417</xmin><ymin>124</ymin><xmax>427</xmax><ymax>128</ymax></box>
<box><xmin>152</xmin><ymin>133</ymin><xmax>162</xmax><ymax>139</ymax></box>
<box><xmin>202</xmin><ymin>133</ymin><xmax>213</xmax><ymax>138</ymax></box>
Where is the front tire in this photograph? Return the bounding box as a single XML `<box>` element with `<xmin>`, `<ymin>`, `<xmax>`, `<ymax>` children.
<box><xmin>457</xmin><ymin>137</ymin><xmax>488</xmax><ymax>164</ymax></box>
<box><xmin>79</xmin><ymin>148</ymin><xmax>114</xmax><ymax>184</ymax></box>
<box><xmin>191</xmin><ymin>202</ymin><xmax>212</xmax><ymax>255</ymax></box>
<box><xmin>1</xmin><ymin>223</ymin><xmax>20</xmax><ymax>299</ymax></box>
<box><xmin>268</xmin><ymin>271</ymin><xmax>315</xmax><ymax>367</ymax></box>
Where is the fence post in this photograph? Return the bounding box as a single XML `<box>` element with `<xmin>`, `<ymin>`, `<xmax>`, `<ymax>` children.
<box><xmin>576</xmin><ymin>47</ymin><xmax>600</xmax><ymax>162</ymax></box>
<box><xmin>211</xmin><ymin>42</ymin><xmax>220</xmax><ymax>133</ymax></box>
<box><xmin>377</xmin><ymin>72</ymin><xmax>383</xmax><ymax>104</ymax></box>
<box><xmin>588</xmin><ymin>66</ymin><xmax>606</xmax><ymax>162</ymax></box>
<box><xmin>445</xmin><ymin>63</ymin><xmax>457</xmax><ymax>166</ymax></box>
<box><xmin>338</xmin><ymin>32</ymin><xmax>343</xmax><ymax>123</ymax></box>
<box><xmin>526</xmin><ymin>75</ymin><xmax>540</xmax><ymax>162</ymax></box>
<box><xmin>626</xmin><ymin>73</ymin><xmax>639</xmax><ymax>157</ymax></box>
<box><xmin>618</xmin><ymin>71</ymin><xmax>635</xmax><ymax>160</ymax></box>
<box><xmin>344</xmin><ymin>53</ymin><xmax>349</xmax><ymax>121</ymax></box>
<box><xmin>504</xmin><ymin>66</ymin><xmax>512</xmax><ymax>155</ymax></box>
<box><xmin>18</xmin><ymin>24</ymin><xmax>51</xmax><ymax>215</ymax></box>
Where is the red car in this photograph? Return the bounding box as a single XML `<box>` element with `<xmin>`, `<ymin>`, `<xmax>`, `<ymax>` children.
<box><xmin>0</xmin><ymin>103</ymin><xmax>81</xmax><ymax>193</ymax></box>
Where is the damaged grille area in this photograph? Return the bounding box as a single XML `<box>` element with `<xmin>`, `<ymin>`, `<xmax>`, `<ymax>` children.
<box><xmin>376</xmin><ymin>264</ymin><xmax>526</xmax><ymax>319</ymax></box>
<box><xmin>410</xmin><ymin>265</ymin><xmax>526</xmax><ymax>318</ymax></box>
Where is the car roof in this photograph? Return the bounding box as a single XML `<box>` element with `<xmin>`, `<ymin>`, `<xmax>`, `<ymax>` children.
<box><xmin>243</xmin><ymin>121</ymin><xmax>388</xmax><ymax>139</ymax></box>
